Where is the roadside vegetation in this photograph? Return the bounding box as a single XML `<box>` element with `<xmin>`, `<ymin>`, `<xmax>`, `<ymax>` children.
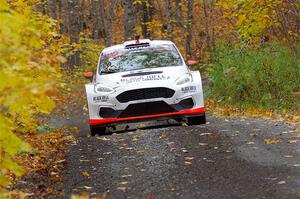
<box><xmin>0</xmin><ymin>0</ymin><xmax>299</xmax><ymax>197</ymax></box>
<box><xmin>207</xmin><ymin>44</ymin><xmax>300</xmax><ymax>111</ymax></box>
<box><xmin>0</xmin><ymin>0</ymin><xmax>65</xmax><ymax>196</ymax></box>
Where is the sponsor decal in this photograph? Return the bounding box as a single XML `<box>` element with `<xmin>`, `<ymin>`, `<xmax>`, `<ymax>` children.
<box><xmin>93</xmin><ymin>96</ymin><xmax>109</xmax><ymax>102</ymax></box>
<box><xmin>181</xmin><ymin>86</ymin><xmax>197</xmax><ymax>93</ymax></box>
<box><xmin>120</xmin><ymin>74</ymin><xmax>169</xmax><ymax>84</ymax></box>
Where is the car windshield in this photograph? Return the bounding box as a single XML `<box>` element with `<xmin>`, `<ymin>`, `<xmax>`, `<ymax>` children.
<box><xmin>99</xmin><ymin>44</ymin><xmax>183</xmax><ymax>73</ymax></box>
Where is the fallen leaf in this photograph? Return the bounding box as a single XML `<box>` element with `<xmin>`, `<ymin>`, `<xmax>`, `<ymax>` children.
<box><xmin>277</xmin><ymin>181</ymin><xmax>286</xmax><ymax>185</ymax></box>
<box><xmin>182</xmin><ymin>122</ymin><xmax>188</xmax><ymax>126</ymax></box>
<box><xmin>121</xmin><ymin>174</ymin><xmax>132</xmax><ymax>178</ymax></box>
<box><xmin>185</xmin><ymin>161</ymin><xmax>192</xmax><ymax>165</ymax></box>
<box><xmin>145</xmin><ymin>193</ymin><xmax>154</xmax><ymax>199</ymax></box>
<box><xmin>250</xmin><ymin>133</ymin><xmax>258</xmax><ymax>137</ymax></box>
<box><xmin>119</xmin><ymin>181</ymin><xmax>129</xmax><ymax>185</ymax></box>
<box><xmin>50</xmin><ymin>172</ymin><xmax>58</xmax><ymax>176</ymax></box>
<box><xmin>82</xmin><ymin>171</ymin><xmax>90</xmax><ymax>178</ymax></box>
<box><xmin>132</xmin><ymin>136</ymin><xmax>140</xmax><ymax>141</ymax></box>
<box><xmin>137</xmin><ymin>149</ymin><xmax>145</xmax><ymax>154</ymax></box>
<box><xmin>55</xmin><ymin>159</ymin><xmax>66</xmax><ymax>164</ymax></box>
<box><xmin>199</xmin><ymin>133</ymin><xmax>211</xmax><ymax>136</ymax></box>
<box><xmin>293</xmin><ymin>164</ymin><xmax>300</xmax><ymax>167</ymax></box>
<box><xmin>296</xmin><ymin>128</ymin><xmax>300</xmax><ymax>133</ymax></box>
<box><xmin>181</xmin><ymin>148</ymin><xmax>188</xmax><ymax>153</ymax></box>
<box><xmin>159</xmin><ymin>133</ymin><xmax>168</xmax><ymax>139</ymax></box>
<box><xmin>71</xmin><ymin>192</ymin><xmax>89</xmax><ymax>199</ymax></box>
<box><xmin>138</xmin><ymin>123</ymin><xmax>146</xmax><ymax>128</ymax></box>
<box><xmin>80</xmin><ymin>159</ymin><xmax>91</xmax><ymax>162</ymax></box>
<box><xmin>292</xmin><ymin>133</ymin><xmax>300</xmax><ymax>138</ymax></box>
<box><xmin>185</xmin><ymin>157</ymin><xmax>194</xmax><ymax>160</ymax></box>
<box><xmin>94</xmin><ymin>192</ymin><xmax>108</xmax><ymax>199</ymax></box>
<box><xmin>199</xmin><ymin>143</ymin><xmax>208</xmax><ymax>146</ymax></box>
<box><xmin>288</xmin><ymin>140</ymin><xmax>300</xmax><ymax>143</ymax></box>
<box><xmin>83</xmin><ymin>186</ymin><xmax>93</xmax><ymax>190</ymax></box>
<box><xmin>246</xmin><ymin>142</ymin><xmax>255</xmax><ymax>145</ymax></box>
<box><xmin>117</xmin><ymin>187</ymin><xmax>127</xmax><ymax>192</ymax></box>
<box><xmin>264</xmin><ymin>139</ymin><xmax>281</xmax><ymax>144</ymax></box>
<box><xmin>96</xmin><ymin>137</ymin><xmax>110</xmax><ymax>141</ymax></box>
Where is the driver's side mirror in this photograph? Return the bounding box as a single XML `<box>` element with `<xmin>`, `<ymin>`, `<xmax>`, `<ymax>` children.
<box><xmin>84</xmin><ymin>72</ymin><xmax>93</xmax><ymax>81</ymax></box>
<box><xmin>186</xmin><ymin>60</ymin><xmax>198</xmax><ymax>67</ymax></box>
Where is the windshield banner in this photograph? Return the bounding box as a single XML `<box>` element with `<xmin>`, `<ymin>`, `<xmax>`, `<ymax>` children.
<box><xmin>120</xmin><ymin>74</ymin><xmax>169</xmax><ymax>84</ymax></box>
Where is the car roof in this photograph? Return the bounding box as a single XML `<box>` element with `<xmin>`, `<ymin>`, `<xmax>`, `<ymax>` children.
<box><xmin>102</xmin><ymin>40</ymin><xmax>175</xmax><ymax>53</ymax></box>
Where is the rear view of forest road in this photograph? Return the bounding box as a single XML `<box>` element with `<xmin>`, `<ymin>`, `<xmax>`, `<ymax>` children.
<box><xmin>1</xmin><ymin>0</ymin><xmax>300</xmax><ymax>199</ymax></box>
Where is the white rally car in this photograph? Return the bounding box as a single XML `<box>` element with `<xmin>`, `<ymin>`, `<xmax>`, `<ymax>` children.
<box><xmin>84</xmin><ymin>39</ymin><xmax>206</xmax><ymax>136</ymax></box>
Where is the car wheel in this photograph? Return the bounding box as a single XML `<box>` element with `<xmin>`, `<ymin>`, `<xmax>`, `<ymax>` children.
<box><xmin>90</xmin><ymin>125</ymin><xmax>106</xmax><ymax>136</ymax></box>
<box><xmin>187</xmin><ymin>114</ymin><xmax>206</xmax><ymax>125</ymax></box>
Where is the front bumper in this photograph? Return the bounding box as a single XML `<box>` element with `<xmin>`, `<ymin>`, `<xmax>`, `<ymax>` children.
<box><xmin>90</xmin><ymin>107</ymin><xmax>205</xmax><ymax>126</ymax></box>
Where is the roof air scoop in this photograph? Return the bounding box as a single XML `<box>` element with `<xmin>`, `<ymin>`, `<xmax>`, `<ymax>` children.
<box><xmin>123</xmin><ymin>37</ymin><xmax>151</xmax><ymax>49</ymax></box>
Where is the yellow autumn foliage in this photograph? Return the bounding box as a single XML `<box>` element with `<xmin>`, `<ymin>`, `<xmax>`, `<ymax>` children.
<box><xmin>0</xmin><ymin>0</ymin><xmax>66</xmax><ymax>195</ymax></box>
<box><xmin>216</xmin><ymin>0</ymin><xmax>282</xmax><ymax>44</ymax></box>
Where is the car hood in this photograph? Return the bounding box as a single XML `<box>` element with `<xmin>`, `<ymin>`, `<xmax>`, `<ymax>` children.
<box><xmin>96</xmin><ymin>66</ymin><xmax>189</xmax><ymax>88</ymax></box>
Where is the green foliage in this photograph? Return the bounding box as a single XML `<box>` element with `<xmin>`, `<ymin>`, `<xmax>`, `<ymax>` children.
<box><xmin>79</xmin><ymin>36</ymin><xmax>104</xmax><ymax>72</ymax></box>
<box><xmin>207</xmin><ymin>43</ymin><xmax>300</xmax><ymax>110</ymax></box>
<box><xmin>0</xmin><ymin>0</ymin><xmax>65</xmax><ymax>195</ymax></box>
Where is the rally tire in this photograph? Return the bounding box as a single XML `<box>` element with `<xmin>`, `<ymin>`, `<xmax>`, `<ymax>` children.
<box><xmin>90</xmin><ymin>125</ymin><xmax>106</xmax><ymax>136</ymax></box>
<box><xmin>187</xmin><ymin>114</ymin><xmax>206</xmax><ymax>125</ymax></box>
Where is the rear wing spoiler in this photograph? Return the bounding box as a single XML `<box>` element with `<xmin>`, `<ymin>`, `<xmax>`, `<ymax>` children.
<box><xmin>124</xmin><ymin>39</ymin><xmax>151</xmax><ymax>49</ymax></box>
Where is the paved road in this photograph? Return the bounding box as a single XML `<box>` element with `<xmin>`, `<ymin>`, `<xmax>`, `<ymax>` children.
<box><xmin>58</xmin><ymin>105</ymin><xmax>300</xmax><ymax>199</ymax></box>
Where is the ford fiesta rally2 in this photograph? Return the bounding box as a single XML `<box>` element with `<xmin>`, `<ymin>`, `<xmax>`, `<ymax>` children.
<box><xmin>85</xmin><ymin>39</ymin><xmax>206</xmax><ymax>136</ymax></box>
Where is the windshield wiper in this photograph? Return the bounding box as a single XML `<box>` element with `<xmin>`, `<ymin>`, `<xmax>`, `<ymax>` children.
<box><xmin>100</xmin><ymin>69</ymin><xmax>119</xmax><ymax>74</ymax></box>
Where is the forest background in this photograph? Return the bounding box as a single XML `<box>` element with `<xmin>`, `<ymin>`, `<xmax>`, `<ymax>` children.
<box><xmin>0</xmin><ymin>0</ymin><xmax>299</xmax><ymax>196</ymax></box>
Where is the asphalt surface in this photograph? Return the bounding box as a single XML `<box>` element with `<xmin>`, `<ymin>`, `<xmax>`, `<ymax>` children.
<box><xmin>54</xmin><ymin>104</ymin><xmax>300</xmax><ymax>199</ymax></box>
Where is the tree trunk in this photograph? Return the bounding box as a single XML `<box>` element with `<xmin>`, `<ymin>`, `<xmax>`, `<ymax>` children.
<box><xmin>91</xmin><ymin>0</ymin><xmax>106</xmax><ymax>41</ymax></box>
<box><xmin>209</xmin><ymin>0</ymin><xmax>215</xmax><ymax>50</ymax></box>
<box><xmin>91</xmin><ymin>0</ymin><xmax>99</xmax><ymax>41</ymax></box>
<box><xmin>185</xmin><ymin>0</ymin><xmax>194</xmax><ymax>59</ymax></box>
<box><xmin>68</xmin><ymin>0</ymin><xmax>80</xmax><ymax>67</ymax></box>
<box><xmin>36</xmin><ymin>1</ymin><xmax>47</xmax><ymax>15</ymax></box>
<box><xmin>166</xmin><ymin>0</ymin><xmax>173</xmax><ymax>40</ymax></box>
<box><xmin>79</xmin><ymin>0</ymin><xmax>87</xmax><ymax>33</ymax></box>
<box><xmin>60</xmin><ymin>0</ymin><xmax>69</xmax><ymax>34</ymax></box>
<box><xmin>98</xmin><ymin>0</ymin><xmax>106</xmax><ymax>39</ymax></box>
<box><xmin>141</xmin><ymin>0</ymin><xmax>154</xmax><ymax>39</ymax></box>
<box><xmin>123</xmin><ymin>0</ymin><xmax>136</xmax><ymax>40</ymax></box>
<box><xmin>203</xmin><ymin>0</ymin><xmax>210</xmax><ymax>49</ymax></box>
<box><xmin>47</xmin><ymin>0</ymin><xmax>57</xmax><ymax>19</ymax></box>
<box><xmin>175</xmin><ymin>0</ymin><xmax>183</xmax><ymax>27</ymax></box>
<box><xmin>105</xmin><ymin>0</ymin><xmax>118</xmax><ymax>46</ymax></box>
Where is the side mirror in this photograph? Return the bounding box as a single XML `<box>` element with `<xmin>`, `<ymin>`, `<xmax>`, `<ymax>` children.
<box><xmin>84</xmin><ymin>72</ymin><xmax>93</xmax><ymax>81</ymax></box>
<box><xmin>186</xmin><ymin>60</ymin><xmax>198</xmax><ymax>67</ymax></box>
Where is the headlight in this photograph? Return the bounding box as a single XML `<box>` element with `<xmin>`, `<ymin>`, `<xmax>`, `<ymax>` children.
<box><xmin>176</xmin><ymin>74</ymin><xmax>192</xmax><ymax>85</ymax></box>
<box><xmin>94</xmin><ymin>84</ymin><xmax>114</xmax><ymax>94</ymax></box>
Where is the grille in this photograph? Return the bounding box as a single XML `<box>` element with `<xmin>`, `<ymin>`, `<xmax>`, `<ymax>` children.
<box><xmin>116</xmin><ymin>87</ymin><xmax>175</xmax><ymax>103</ymax></box>
<box><xmin>119</xmin><ymin>101</ymin><xmax>176</xmax><ymax>118</ymax></box>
